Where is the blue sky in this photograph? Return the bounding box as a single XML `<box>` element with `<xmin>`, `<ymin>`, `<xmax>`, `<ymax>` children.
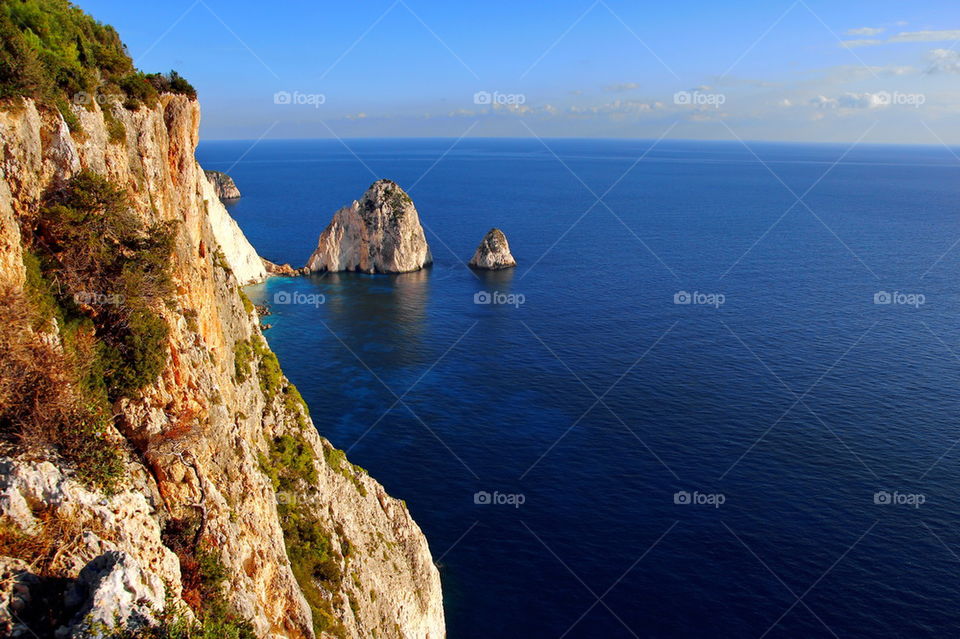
<box><xmin>82</xmin><ymin>0</ymin><xmax>960</xmax><ymax>143</ymax></box>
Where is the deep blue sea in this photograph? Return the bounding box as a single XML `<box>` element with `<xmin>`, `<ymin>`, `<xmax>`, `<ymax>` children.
<box><xmin>198</xmin><ymin>138</ymin><xmax>960</xmax><ymax>638</ymax></box>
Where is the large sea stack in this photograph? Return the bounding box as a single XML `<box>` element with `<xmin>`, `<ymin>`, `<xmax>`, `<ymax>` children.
<box><xmin>305</xmin><ymin>180</ymin><xmax>432</xmax><ymax>274</ymax></box>
<box><xmin>469</xmin><ymin>228</ymin><xmax>517</xmax><ymax>270</ymax></box>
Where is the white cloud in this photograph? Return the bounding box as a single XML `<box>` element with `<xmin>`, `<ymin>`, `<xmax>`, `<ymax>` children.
<box><xmin>569</xmin><ymin>99</ymin><xmax>662</xmax><ymax>115</ymax></box>
<box><xmin>605</xmin><ymin>82</ymin><xmax>640</xmax><ymax>92</ymax></box>
<box><xmin>842</xmin><ymin>38</ymin><xmax>884</xmax><ymax>48</ymax></box>
<box><xmin>927</xmin><ymin>48</ymin><xmax>960</xmax><ymax>73</ymax></box>
<box><xmin>890</xmin><ymin>29</ymin><xmax>960</xmax><ymax>43</ymax></box>
<box><xmin>847</xmin><ymin>27</ymin><xmax>884</xmax><ymax>36</ymax></box>
<box><xmin>810</xmin><ymin>92</ymin><xmax>891</xmax><ymax>109</ymax></box>
<box><xmin>843</xmin><ymin>29</ymin><xmax>960</xmax><ymax>47</ymax></box>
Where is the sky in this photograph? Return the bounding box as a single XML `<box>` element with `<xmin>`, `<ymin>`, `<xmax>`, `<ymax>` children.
<box><xmin>80</xmin><ymin>0</ymin><xmax>960</xmax><ymax>144</ymax></box>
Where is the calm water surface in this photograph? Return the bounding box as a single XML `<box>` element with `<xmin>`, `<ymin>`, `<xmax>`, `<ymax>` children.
<box><xmin>198</xmin><ymin>138</ymin><xmax>960</xmax><ymax>638</ymax></box>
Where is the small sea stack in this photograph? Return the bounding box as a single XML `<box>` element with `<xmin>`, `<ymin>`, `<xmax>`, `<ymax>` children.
<box><xmin>469</xmin><ymin>228</ymin><xmax>516</xmax><ymax>270</ymax></box>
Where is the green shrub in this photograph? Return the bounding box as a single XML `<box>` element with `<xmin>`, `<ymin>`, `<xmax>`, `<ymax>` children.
<box><xmin>237</xmin><ymin>289</ymin><xmax>254</xmax><ymax>314</ymax></box>
<box><xmin>145</xmin><ymin>70</ymin><xmax>196</xmax><ymax>99</ymax></box>
<box><xmin>233</xmin><ymin>339</ymin><xmax>253</xmax><ymax>382</ymax></box>
<box><xmin>117</xmin><ymin>72</ymin><xmax>158</xmax><ymax>109</ymax></box>
<box><xmin>283</xmin><ymin>383</ymin><xmax>309</xmax><ymax>429</ymax></box>
<box><xmin>33</xmin><ymin>170</ymin><xmax>176</xmax><ymax>400</ymax></box>
<box><xmin>323</xmin><ymin>444</ymin><xmax>368</xmax><ymax>497</ymax></box>
<box><xmin>0</xmin><ymin>278</ymin><xmax>123</xmax><ymax>493</ymax></box>
<box><xmin>252</xmin><ymin>335</ymin><xmax>282</xmax><ymax>398</ymax></box>
<box><xmin>278</xmin><ymin>502</ymin><xmax>346</xmax><ymax>638</ymax></box>
<box><xmin>0</xmin><ymin>1</ymin><xmax>196</xmax><ymax>107</ymax></box>
<box><xmin>263</xmin><ymin>433</ymin><xmax>317</xmax><ymax>491</ymax></box>
<box><xmin>102</xmin><ymin>105</ymin><xmax>124</xmax><ymax>143</ymax></box>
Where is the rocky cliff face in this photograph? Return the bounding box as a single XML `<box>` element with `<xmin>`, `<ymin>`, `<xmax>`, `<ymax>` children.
<box><xmin>0</xmin><ymin>96</ymin><xmax>443</xmax><ymax>638</ymax></box>
<box><xmin>204</xmin><ymin>169</ymin><xmax>242</xmax><ymax>200</ymax></box>
<box><xmin>305</xmin><ymin>180</ymin><xmax>432</xmax><ymax>274</ymax></box>
<box><xmin>469</xmin><ymin>228</ymin><xmax>516</xmax><ymax>270</ymax></box>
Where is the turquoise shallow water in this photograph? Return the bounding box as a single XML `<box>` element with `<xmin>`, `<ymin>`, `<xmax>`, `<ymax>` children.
<box><xmin>200</xmin><ymin>138</ymin><xmax>960</xmax><ymax>638</ymax></box>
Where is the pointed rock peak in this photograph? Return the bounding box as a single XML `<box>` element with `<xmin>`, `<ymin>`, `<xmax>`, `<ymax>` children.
<box><xmin>469</xmin><ymin>228</ymin><xmax>517</xmax><ymax>270</ymax></box>
<box><xmin>361</xmin><ymin>179</ymin><xmax>413</xmax><ymax>213</ymax></box>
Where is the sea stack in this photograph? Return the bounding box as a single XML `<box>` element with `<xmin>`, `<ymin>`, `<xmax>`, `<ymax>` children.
<box><xmin>204</xmin><ymin>169</ymin><xmax>242</xmax><ymax>199</ymax></box>
<box><xmin>469</xmin><ymin>228</ymin><xmax>517</xmax><ymax>270</ymax></box>
<box><xmin>306</xmin><ymin>179</ymin><xmax>432</xmax><ymax>273</ymax></box>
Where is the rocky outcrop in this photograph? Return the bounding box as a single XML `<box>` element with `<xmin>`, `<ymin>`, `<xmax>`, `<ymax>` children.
<box><xmin>204</xmin><ymin>169</ymin><xmax>241</xmax><ymax>199</ymax></box>
<box><xmin>63</xmin><ymin>551</ymin><xmax>166</xmax><ymax>636</ymax></box>
<box><xmin>469</xmin><ymin>228</ymin><xmax>516</xmax><ymax>270</ymax></box>
<box><xmin>305</xmin><ymin>180</ymin><xmax>432</xmax><ymax>273</ymax></box>
<box><xmin>262</xmin><ymin>258</ymin><xmax>307</xmax><ymax>277</ymax></box>
<box><xmin>0</xmin><ymin>94</ymin><xmax>444</xmax><ymax>638</ymax></box>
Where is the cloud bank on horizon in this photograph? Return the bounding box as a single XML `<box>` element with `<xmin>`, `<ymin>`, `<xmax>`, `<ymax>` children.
<box><xmin>83</xmin><ymin>0</ymin><xmax>960</xmax><ymax>144</ymax></box>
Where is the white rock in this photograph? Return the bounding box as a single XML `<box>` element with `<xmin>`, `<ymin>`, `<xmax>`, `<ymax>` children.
<box><xmin>202</xmin><ymin>174</ymin><xmax>267</xmax><ymax>284</ymax></box>
<box><xmin>64</xmin><ymin>552</ymin><xmax>165</xmax><ymax>638</ymax></box>
<box><xmin>469</xmin><ymin>228</ymin><xmax>516</xmax><ymax>270</ymax></box>
<box><xmin>306</xmin><ymin>180</ymin><xmax>432</xmax><ymax>273</ymax></box>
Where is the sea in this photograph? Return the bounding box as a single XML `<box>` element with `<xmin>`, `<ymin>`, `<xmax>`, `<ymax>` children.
<box><xmin>197</xmin><ymin>137</ymin><xmax>960</xmax><ymax>638</ymax></box>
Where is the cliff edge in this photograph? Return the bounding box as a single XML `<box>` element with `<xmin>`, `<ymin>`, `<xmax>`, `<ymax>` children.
<box><xmin>0</xmin><ymin>93</ymin><xmax>443</xmax><ymax>638</ymax></box>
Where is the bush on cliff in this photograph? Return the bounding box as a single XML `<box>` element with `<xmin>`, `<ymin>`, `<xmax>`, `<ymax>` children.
<box><xmin>32</xmin><ymin>170</ymin><xmax>176</xmax><ymax>399</ymax></box>
<box><xmin>0</xmin><ymin>0</ymin><xmax>195</xmax><ymax>105</ymax></box>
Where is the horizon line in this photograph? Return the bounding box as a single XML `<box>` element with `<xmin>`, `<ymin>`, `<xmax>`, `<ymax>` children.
<box><xmin>198</xmin><ymin>135</ymin><xmax>960</xmax><ymax>149</ymax></box>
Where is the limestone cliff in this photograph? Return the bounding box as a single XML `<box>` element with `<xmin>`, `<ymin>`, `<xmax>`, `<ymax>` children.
<box><xmin>305</xmin><ymin>180</ymin><xmax>432</xmax><ymax>274</ymax></box>
<box><xmin>468</xmin><ymin>228</ymin><xmax>516</xmax><ymax>270</ymax></box>
<box><xmin>0</xmin><ymin>94</ymin><xmax>444</xmax><ymax>638</ymax></box>
<box><xmin>205</xmin><ymin>169</ymin><xmax>242</xmax><ymax>200</ymax></box>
